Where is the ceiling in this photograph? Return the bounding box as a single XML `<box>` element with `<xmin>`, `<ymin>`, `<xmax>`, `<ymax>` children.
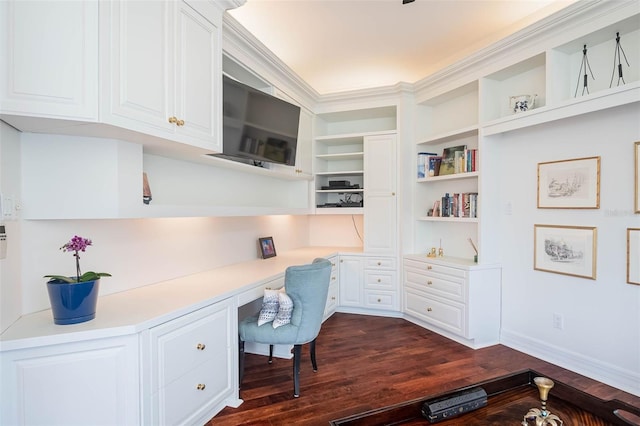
<box><xmin>228</xmin><ymin>0</ymin><xmax>577</xmax><ymax>95</ymax></box>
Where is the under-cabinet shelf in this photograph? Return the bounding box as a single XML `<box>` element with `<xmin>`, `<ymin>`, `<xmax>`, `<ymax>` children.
<box><xmin>417</xmin><ymin>171</ymin><xmax>479</xmax><ymax>183</ymax></box>
<box><xmin>316</xmin><ymin>152</ymin><xmax>364</xmax><ymax>161</ymax></box>
<box><xmin>417</xmin><ymin>216</ymin><xmax>479</xmax><ymax>223</ymax></box>
<box><xmin>417</xmin><ymin>126</ymin><xmax>479</xmax><ymax>146</ymax></box>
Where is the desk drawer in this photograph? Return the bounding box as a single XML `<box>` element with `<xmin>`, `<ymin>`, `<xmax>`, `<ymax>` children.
<box><xmin>364</xmin><ymin>269</ymin><xmax>395</xmax><ymax>290</ymax></box>
<box><xmin>364</xmin><ymin>290</ymin><xmax>396</xmax><ymax>310</ymax></box>
<box><xmin>403</xmin><ymin>259</ymin><xmax>466</xmax><ymax>279</ymax></box>
<box><xmin>405</xmin><ymin>290</ymin><xmax>465</xmax><ymax>336</ymax></box>
<box><xmin>365</xmin><ymin>257</ymin><xmax>395</xmax><ymax>270</ymax></box>
<box><xmin>404</xmin><ymin>269</ymin><xmax>465</xmax><ymax>303</ymax></box>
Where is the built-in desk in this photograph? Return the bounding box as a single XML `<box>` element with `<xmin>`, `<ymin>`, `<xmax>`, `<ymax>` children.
<box><xmin>0</xmin><ymin>246</ymin><xmax>360</xmax><ymax>426</ymax></box>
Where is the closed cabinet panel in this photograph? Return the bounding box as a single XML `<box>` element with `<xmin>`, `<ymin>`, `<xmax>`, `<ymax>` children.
<box><xmin>364</xmin><ymin>134</ymin><xmax>396</xmax><ymax>194</ymax></box>
<box><xmin>0</xmin><ymin>0</ymin><xmax>98</xmax><ymax>120</ymax></box>
<box><xmin>339</xmin><ymin>256</ymin><xmax>363</xmax><ymax>307</ymax></box>
<box><xmin>1</xmin><ymin>336</ymin><xmax>139</xmax><ymax>426</ymax></box>
<box><xmin>106</xmin><ymin>0</ymin><xmax>173</xmax><ymax>132</ymax></box>
<box><xmin>364</xmin><ymin>194</ymin><xmax>396</xmax><ymax>252</ymax></box>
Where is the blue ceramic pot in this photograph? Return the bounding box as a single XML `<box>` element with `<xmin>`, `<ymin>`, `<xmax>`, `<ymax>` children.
<box><xmin>46</xmin><ymin>278</ymin><xmax>100</xmax><ymax>325</ymax></box>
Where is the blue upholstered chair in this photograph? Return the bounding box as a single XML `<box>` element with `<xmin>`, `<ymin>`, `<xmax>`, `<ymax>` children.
<box><xmin>239</xmin><ymin>258</ymin><xmax>332</xmax><ymax>397</ymax></box>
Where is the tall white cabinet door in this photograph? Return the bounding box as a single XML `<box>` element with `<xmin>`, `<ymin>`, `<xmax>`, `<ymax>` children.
<box><xmin>174</xmin><ymin>2</ymin><xmax>222</xmax><ymax>151</ymax></box>
<box><xmin>339</xmin><ymin>256</ymin><xmax>364</xmax><ymax>307</ymax></box>
<box><xmin>1</xmin><ymin>335</ymin><xmax>139</xmax><ymax>426</ymax></box>
<box><xmin>103</xmin><ymin>0</ymin><xmax>175</xmax><ymax>134</ymax></box>
<box><xmin>364</xmin><ymin>134</ymin><xmax>397</xmax><ymax>253</ymax></box>
<box><xmin>0</xmin><ymin>0</ymin><xmax>98</xmax><ymax>121</ymax></box>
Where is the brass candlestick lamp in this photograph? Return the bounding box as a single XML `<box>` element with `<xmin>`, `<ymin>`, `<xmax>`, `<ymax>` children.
<box><xmin>522</xmin><ymin>377</ymin><xmax>563</xmax><ymax>426</ymax></box>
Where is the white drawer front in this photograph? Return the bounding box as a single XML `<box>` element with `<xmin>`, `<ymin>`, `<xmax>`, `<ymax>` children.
<box><xmin>404</xmin><ymin>269</ymin><xmax>465</xmax><ymax>303</ymax></box>
<box><xmin>364</xmin><ymin>290</ymin><xmax>396</xmax><ymax>310</ymax></box>
<box><xmin>365</xmin><ymin>257</ymin><xmax>395</xmax><ymax>270</ymax></box>
<box><xmin>157</xmin><ymin>357</ymin><xmax>230</xmax><ymax>426</ymax></box>
<box><xmin>150</xmin><ymin>302</ymin><xmax>231</xmax><ymax>391</ymax></box>
<box><xmin>405</xmin><ymin>290</ymin><xmax>465</xmax><ymax>336</ymax></box>
<box><xmin>403</xmin><ymin>259</ymin><xmax>466</xmax><ymax>279</ymax></box>
<box><xmin>364</xmin><ymin>270</ymin><xmax>395</xmax><ymax>290</ymax></box>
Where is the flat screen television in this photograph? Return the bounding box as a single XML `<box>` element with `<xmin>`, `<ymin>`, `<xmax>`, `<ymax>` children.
<box><xmin>217</xmin><ymin>75</ymin><xmax>301</xmax><ymax>167</ymax></box>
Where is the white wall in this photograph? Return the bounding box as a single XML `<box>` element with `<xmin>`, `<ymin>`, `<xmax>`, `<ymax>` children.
<box><xmin>0</xmin><ymin>122</ymin><xmax>22</xmax><ymax>332</ymax></box>
<box><xmin>308</xmin><ymin>214</ymin><xmax>364</xmax><ymax>247</ymax></box>
<box><xmin>497</xmin><ymin>103</ymin><xmax>640</xmax><ymax>394</ymax></box>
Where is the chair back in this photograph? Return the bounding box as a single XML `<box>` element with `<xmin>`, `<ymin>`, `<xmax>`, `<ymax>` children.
<box><xmin>286</xmin><ymin>258</ymin><xmax>332</xmax><ymax>344</ymax></box>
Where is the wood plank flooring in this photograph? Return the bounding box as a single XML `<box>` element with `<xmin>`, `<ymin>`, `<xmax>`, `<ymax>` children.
<box><xmin>209</xmin><ymin>313</ymin><xmax>639</xmax><ymax>425</ymax></box>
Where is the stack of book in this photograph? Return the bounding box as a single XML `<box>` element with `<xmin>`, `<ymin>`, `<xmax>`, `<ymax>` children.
<box><xmin>430</xmin><ymin>192</ymin><xmax>478</xmax><ymax>218</ymax></box>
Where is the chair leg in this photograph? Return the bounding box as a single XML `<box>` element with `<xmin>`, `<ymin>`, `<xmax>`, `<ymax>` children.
<box><xmin>310</xmin><ymin>338</ymin><xmax>318</xmax><ymax>372</ymax></box>
<box><xmin>293</xmin><ymin>344</ymin><xmax>302</xmax><ymax>397</ymax></box>
<box><xmin>268</xmin><ymin>344</ymin><xmax>274</xmax><ymax>364</ymax></box>
<box><xmin>239</xmin><ymin>339</ymin><xmax>245</xmax><ymax>388</ymax></box>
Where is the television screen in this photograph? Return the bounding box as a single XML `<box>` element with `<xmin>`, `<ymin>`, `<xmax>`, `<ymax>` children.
<box><xmin>220</xmin><ymin>75</ymin><xmax>300</xmax><ymax>166</ymax></box>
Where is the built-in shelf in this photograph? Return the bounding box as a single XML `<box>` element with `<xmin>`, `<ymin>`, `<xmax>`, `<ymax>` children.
<box><xmin>417</xmin><ymin>171</ymin><xmax>479</xmax><ymax>183</ymax></box>
<box><xmin>417</xmin><ymin>216</ymin><xmax>479</xmax><ymax>223</ymax></box>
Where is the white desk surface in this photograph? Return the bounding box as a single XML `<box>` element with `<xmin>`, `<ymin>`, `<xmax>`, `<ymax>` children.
<box><xmin>0</xmin><ymin>246</ymin><xmax>362</xmax><ymax>351</ymax></box>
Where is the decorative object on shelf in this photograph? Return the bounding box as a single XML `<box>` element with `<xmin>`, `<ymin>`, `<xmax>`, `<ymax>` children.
<box><xmin>628</xmin><ymin>228</ymin><xmax>640</xmax><ymax>285</ymax></box>
<box><xmin>610</xmin><ymin>32</ymin><xmax>630</xmax><ymax>88</ymax></box>
<box><xmin>142</xmin><ymin>172</ymin><xmax>152</xmax><ymax>205</ymax></box>
<box><xmin>439</xmin><ymin>145</ymin><xmax>466</xmax><ymax>175</ymax></box>
<box><xmin>537</xmin><ymin>156</ymin><xmax>600</xmax><ymax>209</ymax></box>
<box><xmin>509</xmin><ymin>94</ymin><xmax>537</xmax><ymax>114</ymax></box>
<box><xmin>635</xmin><ymin>142</ymin><xmax>639</xmax><ymax>213</ymax></box>
<box><xmin>468</xmin><ymin>238</ymin><xmax>478</xmax><ymax>263</ymax></box>
<box><xmin>427</xmin><ymin>247</ymin><xmax>437</xmax><ymax>258</ymax></box>
<box><xmin>534</xmin><ymin>224</ymin><xmax>597</xmax><ymax>280</ymax></box>
<box><xmin>44</xmin><ymin>235</ymin><xmax>111</xmax><ymax>325</ymax></box>
<box><xmin>438</xmin><ymin>239</ymin><xmax>444</xmax><ymax>257</ymax></box>
<box><xmin>417</xmin><ymin>152</ymin><xmax>437</xmax><ymax>178</ymax></box>
<box><xmin>259</xmin><ymin>236</ymin><xmax>277</xmax><ymax>259</ymax></box>
<box><xmin>574</xmin><ymin>44</ymin><xmax>595</xmax><ymax>97</ymax></box>
<box><xmin>522</xmin><ymin>377</ymin><xmax>563</xmax><ymax>426</ymax></box>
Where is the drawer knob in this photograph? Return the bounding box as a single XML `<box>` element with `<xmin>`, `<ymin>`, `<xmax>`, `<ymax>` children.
<box><xmin>331</xmin><ymin>296</ymin><xmax>336</xmax><ymax>300</ymax></box>
<box><xmin>377</xmin><ymin>261</ymin><xmax>381</xmax><ymax>266</ymax></box>
<box><xmin>332</xmin><ymin>277</ymin><xmax>336</xmax><ymax>281</ymax></box>
<box><xmin>377</xmin><ymin>298</ymin><xmax>381</xmax><ymax>303</ymax></box>
<box><xmin>196</xmin><ymin>343</ymin><xmax>206</xmax><ymax>351</ymax></box>
<box><xmin>427</xmin><ymin>280</ymin><xmax>433</xmax><ymax>285</ymax></box>
<box><xmin>427</xmin><ymin>307</ymin><xmax>433</xmax><ymax>312</ymax></box>
<box><xmin>427</xmin><ymin>266</ymin><xmax>433</xmax><ymax>270</ymax></box>
<box><xmin>377</xmin><ymin>278</ymin><xmax>381</xmax><ymax>283</ymax></box>
<box><xmin>196</xmin><ymin>383</ymin><xmax>206</xmax><ymax>391</ymax></box>
<box><xmin>168</xmin><ymin>116</ymin><xmax>177</xmax><ymax>124</ymax></box>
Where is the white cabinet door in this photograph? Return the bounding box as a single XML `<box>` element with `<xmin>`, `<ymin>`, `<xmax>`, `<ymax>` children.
<box><xmin>1</xmin><ymin>335</ymin><xmax>139</xmax><ymax>426</ymax></box>
<box><xmin>364</xmin><ymin>134</ymin><xmax>397</xmax><ymax>253</ymax></box>
<box><xmin>339</xmin><ymin>256</ymin><xmax>363</xmax><ymax>307</ymax></box>
<box><xmin>0</xmin><ymin>0</ymin><xmax>99</xmax><ymax>121</ymax></box>
<box><xmin>104</xmin><ymin>0</ymin><xmax>174</xmax><ymax>134</ymax></box>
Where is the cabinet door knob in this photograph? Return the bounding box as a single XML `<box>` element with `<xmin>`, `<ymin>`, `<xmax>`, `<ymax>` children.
<box><xmin>427</xmin><ymin>307</ymin><xmax>433</xmax><ymax>312</ymax></box>
<box><xmin>377</xmin><ymin>298</ymin><xmax>381</xmax><ymax>303</ymax></box>
<box><xmin>331</xmin><ymin>277</ymin><xmax>336</xmax><ymax>281</ymax></box>
<box><xmin>331</xmin><ymin>296</ymin><xmax>336</xmax><ymax>300</ymax></box>
<box><xmin>427</xmin><ymin>280</ymin><xmax>433</xmax><ymax>285</ymax></box>
<box><xmin>377</xmin><ymin>278</ymin><xmax>381</xmax><ymax>283</ymax></box>
<box><xmin>176</xmin><ymin>119</ymin><xmax>185</xmax><ymax>126</ymax></box>
<box><xmin>168</xmin><ymin>116</ymin><xmax>177</xmax><ymax>124</ymax></box>
<box><xmin>196</xmin><ymin>343</ymin><xmax>206</xmax><ymax>351</ymax></box>
<box><xmin>377</xmin><ymin>261</ymin><xmax>381</xmax><ymax>266</ymax></box>
<box><xmin>392</xmin><ymin>192</ymin><xmax>395</xmax><ymax>196</ymax></box>
<box><xmin>427</xmin><ymin>266</ymin><xmax>433</xmax><ymax>270</ymax></box>
<box><xmin>196</xmin><ymin>383</ymin><xmax>206</xmax><ymax>391</ymax></box>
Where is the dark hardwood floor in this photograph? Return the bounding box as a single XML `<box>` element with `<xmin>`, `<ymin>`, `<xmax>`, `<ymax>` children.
<box><xmin>209</xmin><ymin>313</ymin><xmax>639</xmax><ymax>425</ymax></box>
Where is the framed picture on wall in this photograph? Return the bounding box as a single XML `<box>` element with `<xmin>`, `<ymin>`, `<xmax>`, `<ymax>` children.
<box><xmin>635</xmin><ymin>142</ymin><xmax>639</xmax><ymax>213</ymax></box>
<box><xmin>534</xmin><ymin>224</ymin><xmax>597</xmax><ymax>279</ymax></box>
<box><xmin>537</xmin><ymin>156</ymin><xmax>600</xmax><ymax>209</ymax></box>
<box><xmin>258</xmin><ymin>236</ymin><xmax>277</xmax><ymax>259</ymax></box>
<box><xmin>628</xmin><ymin>228</ymin><xmax>640</xmax><ymax>285</ymax></box>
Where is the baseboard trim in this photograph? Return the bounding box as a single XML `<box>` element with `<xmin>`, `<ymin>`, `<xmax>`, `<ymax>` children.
<box><xmin>500</xmin><ymin>328</ymin><xmax>640</xmax><ymax>397</ymax></box>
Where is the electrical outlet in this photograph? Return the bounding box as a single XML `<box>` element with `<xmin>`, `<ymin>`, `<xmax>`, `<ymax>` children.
<box><xmin>552</xmin><ymin>313</ymin><xmax>564</xmax><ymax>330</ymax></box>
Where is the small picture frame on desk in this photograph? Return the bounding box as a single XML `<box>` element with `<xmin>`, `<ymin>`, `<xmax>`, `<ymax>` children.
<box><xmin>259</xmin><ymin>236</ymin><xmax>277</xmax><ymax>259</ymax></box>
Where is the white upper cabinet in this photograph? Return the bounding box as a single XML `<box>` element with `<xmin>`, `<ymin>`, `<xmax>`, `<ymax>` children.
<box><xmin>103</xmin><ymin>0</ymin><xmax>223</xmax><ymax>152</ymax></box>
<box><xmin>0</xmin><ymin>0</ymin><xmax>99</xmax><ymax>122</ymax></box>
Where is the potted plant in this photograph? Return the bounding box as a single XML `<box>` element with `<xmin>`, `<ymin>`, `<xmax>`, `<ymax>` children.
<box><xmin>44</xmin><ymin>235</ymin><xmax>111</xmax><ymax>325</ymax></box>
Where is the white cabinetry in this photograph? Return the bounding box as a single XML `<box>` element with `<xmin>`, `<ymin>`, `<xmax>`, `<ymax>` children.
<box><xmin>403</xmin><ymin>255</ymin><xmax>501</xmax><ymax>348</ymax></box>
<box><xmin>324</xmin><ymin>255</ymin><xmax>339</xmax><ymax>320</ymax></box>
<box><xmin>0</xmin><ymin>0</ymin><xmax>99</xmax><ymax>122</ymax></box>
<box><xmin>339</xmin><ymin>255</ymin><xmax>398</xmax><ymax>314</ymax></box>
<box><xmin>103</xmin><ymin>0</ymin><xmax>223</xmax><ymax>151</ymax></box>
<box><xmin>0</xmin><ymin>335</ymin><xmax>139</xmax><ymax>426</ymax></box>
<box><xmin>144</xmin><ymin>299</ymin><xmax>235</xmax><ymax>426</ymax></box>
<box><xmin>363</xmin><ymin>133</ymin><xmax>397</xmax><ymax>254</ymax></box>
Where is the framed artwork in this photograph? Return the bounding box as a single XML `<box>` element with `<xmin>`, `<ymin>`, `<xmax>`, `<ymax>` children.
<box><xmin>635</xmin><ymin>142</ymin><xmax>639</xmax><ymax>213</ymax></box>
<box><xmin>534</xmin><ymin>224</ymin><xmax>597</xmax><ymax>279</ymax></box>
<box><xmin>628</xmin><ymin>228</ymin><xmax>640</xmax><ymax>285</ymax></box>
<box><xmin>537</xmin><ymin>156</ymin><xmax>600</xmax><ymax>209</ymax></box>
<box><xmin>259</xmin><ymin>236</ymin><xmax>277</xmax><ymax>259</ymax></box>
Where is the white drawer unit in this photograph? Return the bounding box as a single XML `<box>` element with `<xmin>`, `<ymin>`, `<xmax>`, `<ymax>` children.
<box><xmin>324</xmin><ymin>255</ymin><xmax>339</xmax><ymax>320</ymax></box>
<box><xmin>364</xmin><ymin>256</ymin><xmax>398</xmax><ymax>311</ymax></box>
<box><xmin>403</xmin><ymin>255</ymin><xmax>501</xmax><ymax>349</ymax></box>
<box><xmin>146</xmin><ymin>298</ymin><xmax>235</xmax><ymax>425</ymax></box>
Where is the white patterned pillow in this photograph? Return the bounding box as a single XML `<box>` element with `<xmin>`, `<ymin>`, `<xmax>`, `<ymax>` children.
<box><xmin>272</xmin><ymin>290</ymin><xmax>293</xmax><ymax>329</ymax></box>
<box><xmin>257</xmin><ymin>289</ymin><xmax>279</xmax><ymax>326</ymax></box>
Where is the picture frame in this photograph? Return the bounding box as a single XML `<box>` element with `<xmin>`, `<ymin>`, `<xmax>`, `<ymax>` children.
<box><xmin>628</xmin><ymin>228</ymin><xmax>640</xmax><ymax>285</ymax></box>
<box><xmin>635</xmin><ymin>142</ymin><xmax>639</xmax><ymax>213</ymax></box>
<box><xmin>258</xmin><ymin>236</ymin><xmax>277</xmax><ymax>259</ymax></box>
<box><xmin>439</xmin><ymin>145</ymin><xmax>466</xmax><ymax>176</ymax></box>
<box><xmin>534</xmin><ymin>224</ymin><xmax>597</xmax><ymax>279</ymax></box>
<box><xmin>537</xmin><ymin>156</ymin><xmax>600</xmax><ymax>209</ymax></box>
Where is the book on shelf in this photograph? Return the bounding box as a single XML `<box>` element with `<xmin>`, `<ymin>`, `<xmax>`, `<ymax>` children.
<box><xmin>433</xmin><ymin>192</ymin><xmax>478</xmax><ymax>218</ymax></box>
<box><xmin>428</xmin><ymin>156</ymin><xmax>442</xmax><ymax>176</ymax></box>
<box><xmin>440</xmin><ymin>145</ymin><xmax>466</xmax><ymax>175</ymax></box>
<box><xmin>417</xmin><ymin>152</ymin><xmax>438</xmax><ymax>178</ymax></box>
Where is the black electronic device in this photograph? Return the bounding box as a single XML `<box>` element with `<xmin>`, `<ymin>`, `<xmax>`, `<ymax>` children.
<box><xmin>329</xmin><ymin>180</ymin><xmax>351</xmax><ymax>187</ymax></box>
<box><xmin>421</xmin><ymin>387</ymin><xmax>487</xmax><ymax>423</ymax></box>
<box><xmin>320</xmin><ymin>184</ymin><xmax>360</xmax><ymax>190</ymax></box>
<box><xmin>212</xmin><ymin>75</ymin><xmax>301</xmax><ymax>167</ymax></box>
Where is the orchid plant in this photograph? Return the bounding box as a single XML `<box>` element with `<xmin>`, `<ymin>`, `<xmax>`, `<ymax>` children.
<box><xmin>44</xmin><ymin>235</ymin><xmax>111</xmax><ymax>283</ymax></box>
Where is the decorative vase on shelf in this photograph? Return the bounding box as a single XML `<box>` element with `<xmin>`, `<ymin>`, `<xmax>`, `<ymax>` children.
<box><xmin>509</xmin><ymin>94</ymin><xmax>537</xmax><ymax>114</ymax></box>
<box><xmin>46</xmin><ymin>278</ymin><xmax>101</xmax><ymax>325</ymax></box>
